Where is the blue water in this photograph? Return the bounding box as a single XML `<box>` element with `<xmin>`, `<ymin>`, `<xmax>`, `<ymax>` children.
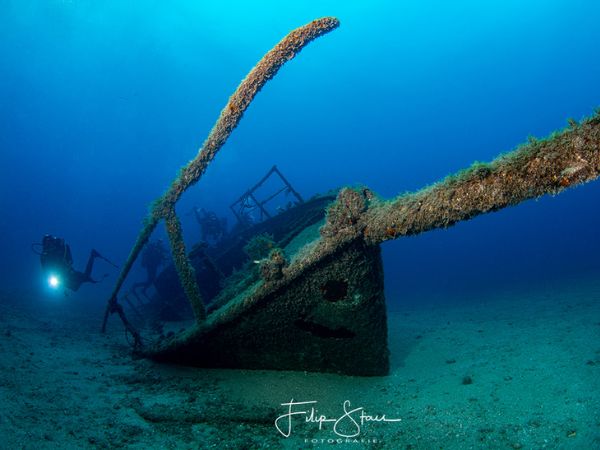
<box><xmin>1</xmin><ymin>0</ymin><xmax>599</xmax><ymax>302</ymax></box>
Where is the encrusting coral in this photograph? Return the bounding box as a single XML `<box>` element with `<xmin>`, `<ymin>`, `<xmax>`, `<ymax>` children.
<box><xmin>362</xmin><ymin>114</ymin><xmax>600</xmax><ymax>245</ymax></box>
<box><xmin>306</xmin><ymin>114</ymin><xmax>600</xmax><ymax>273</ymax></box>
<box><xmin>243</xmin><ymin>233</ymin><xmax>276</xmax><ymax>261</ymax></box>
<box><xmin>259</xmin><ymin>248</ymin><xmax>288</xmax><ymax>282</ymax></box>
<box><xmin>164</xmin><ymin>207</ymin><xmax>205</xmax><ymax>322</ymax></box>
<box><xmin>102</xmin><ymin>17</ymin><xmax>341</xmax><ymax>332</ymax></box>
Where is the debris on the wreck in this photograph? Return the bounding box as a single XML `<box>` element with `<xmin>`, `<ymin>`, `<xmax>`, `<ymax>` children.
<box><xmin>150</xmin><ymin>175</ymin><xmax>336</xmax><ymax>320</ymax></box>
<box><xmin>230</xmin><ymin>165</ymin><xmax>304</xmax><ymax>227</ymax></box>
<box><xmin>101</xmin><ymin>16</ymin><xmax>600</xmax><ymax>376</ymax></box>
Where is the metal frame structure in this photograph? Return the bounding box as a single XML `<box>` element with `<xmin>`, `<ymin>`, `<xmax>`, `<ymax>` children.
<box><xmin>230</xmin><ymin>165</ymin><xmax>304</xmax><ymax>226</ymax></box>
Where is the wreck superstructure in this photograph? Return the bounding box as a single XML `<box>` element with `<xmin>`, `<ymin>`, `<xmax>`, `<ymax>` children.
<box><xmin>101</xmin><ymin>17</ymin><xmax>600</xmax><ymax>376</ymax></box>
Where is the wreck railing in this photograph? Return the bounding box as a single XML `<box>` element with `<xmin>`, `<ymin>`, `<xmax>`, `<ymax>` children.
<box><xmin>230</xmin><ymin>165</ymin><xmax>304</xmax><ymax>225</ymax></box>
<box><xmin>101</xmin><ymin>17</ymin><xmax>341</xmax><ymax>341</ymax></box>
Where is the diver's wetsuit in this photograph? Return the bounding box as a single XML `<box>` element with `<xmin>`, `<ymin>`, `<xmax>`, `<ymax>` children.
<box><xmin>41</xmin><ymin>235</ymin><xmax>99</xmax><ymax>291</ymax></box>
<box><xmin>193</xmin><ymin>208</ymin><xmax>227</xmax><ymax>245</ymax></box>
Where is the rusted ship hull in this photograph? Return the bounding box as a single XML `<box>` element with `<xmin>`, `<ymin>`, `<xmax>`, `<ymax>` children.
<box><xmin>148</xmin><ymin>239</ymin><xmax>389</xmax><ymax>376</ymax></box>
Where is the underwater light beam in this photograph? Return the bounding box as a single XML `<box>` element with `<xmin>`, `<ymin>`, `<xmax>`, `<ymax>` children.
<box><xmin>48</xmin><ymin>274</ymin><xmax>60</xmax><ymax>289</ymax></box>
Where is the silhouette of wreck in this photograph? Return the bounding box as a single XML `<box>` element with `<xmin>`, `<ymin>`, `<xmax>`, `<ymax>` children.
<box><xmin>101</xmin><ymin>17</ymin><xmax>600</xmax><ymax>376</ymax></box>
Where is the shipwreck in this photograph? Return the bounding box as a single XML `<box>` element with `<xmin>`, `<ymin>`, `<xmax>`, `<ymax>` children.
<box><xmin>101</xmin><ymin>17</ymin><xmax>600</xmax><ymax>376</ymax></box>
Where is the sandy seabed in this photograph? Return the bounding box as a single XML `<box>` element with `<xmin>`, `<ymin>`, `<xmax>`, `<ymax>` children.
<box><xmin>0</xmin><ymin>276</ymin><xmax>599</xmax><ymax>449</ymax></box>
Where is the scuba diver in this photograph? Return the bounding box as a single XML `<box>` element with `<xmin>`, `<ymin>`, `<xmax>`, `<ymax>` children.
<box><xmin>192</xmin><ymin>207</ymin><xmax>228</xmax><ymax>246</ymax></box>
<box><xmin>131</xmin><ymin>239</ymin><xmax>168</xmax><ymax>299</ymax></box>
<box><xmin>36</xmin><ymin>234</ymin><xmax>117</xmax><ymax>292</ymax></box>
